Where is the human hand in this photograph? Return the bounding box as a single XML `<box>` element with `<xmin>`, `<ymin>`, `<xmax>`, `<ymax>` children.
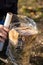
<box><xmin>0</xmin><ymin>25</ymin><xmax>9</xmax><ymax>43</ymax></box>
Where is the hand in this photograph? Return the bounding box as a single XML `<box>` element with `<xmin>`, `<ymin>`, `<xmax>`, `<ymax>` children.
<box><xmin>0</xmin><ymin>25</ymin><xmax>9</xmax><ymax>43</ymax></box>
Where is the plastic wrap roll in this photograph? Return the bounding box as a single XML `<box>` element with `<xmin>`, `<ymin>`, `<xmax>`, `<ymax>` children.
<box><xmin>4</xmin><ymin>12</ymin><xmax>13</xmax><ymax>27</ymax></box>
<box><xmin>0</xmin><ymin>12</ymin><xmax>13</xmax><ymax>51</ymax></box>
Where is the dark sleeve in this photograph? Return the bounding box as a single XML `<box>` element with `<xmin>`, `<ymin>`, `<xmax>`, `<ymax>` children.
<box><xmin>5</xmin><ymin>0</ymin><xmax>18</xmax><ymax>14</ymax></box>
<box><xmin>0</xmin><ymin>0</ymin><xmax>18</xmax><ymax>18</ymax></box>
<box><xmin>10</xmin><ymin>0</ymin><xmax>18</xmax><ymax>14</ymax></box>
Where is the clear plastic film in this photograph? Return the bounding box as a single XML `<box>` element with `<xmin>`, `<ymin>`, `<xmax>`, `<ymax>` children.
<box><xmin>6</xmin><ymin>15</ymin><xmax>39</xmax><ymax>65</ymax></box>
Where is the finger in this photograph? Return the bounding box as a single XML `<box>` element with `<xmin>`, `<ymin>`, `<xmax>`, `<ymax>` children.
<box><xmin>1</xmin><ymin>29</ymin><xmax>7</xmax><ymax>36</ymax></box>
<box><xmin>4</xmin><ymin>27</ymin><xmax>9</xmax><ymax>32</ymax></box>
<box><xmin>0</xmin><ymin>33</ymin><xmax>7</xmax><ymax>39</ymax></box>
<box><xmin>0</xmin><ymin>25</ymin><xmax>3</xmax><ymax>29</ymax></box>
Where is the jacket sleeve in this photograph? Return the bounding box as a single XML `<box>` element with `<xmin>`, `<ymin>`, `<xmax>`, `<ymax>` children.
<box><xmin>6</xmin><ymin>0</ymin><xmax>18</xmax><ymax>14</ymax></box>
